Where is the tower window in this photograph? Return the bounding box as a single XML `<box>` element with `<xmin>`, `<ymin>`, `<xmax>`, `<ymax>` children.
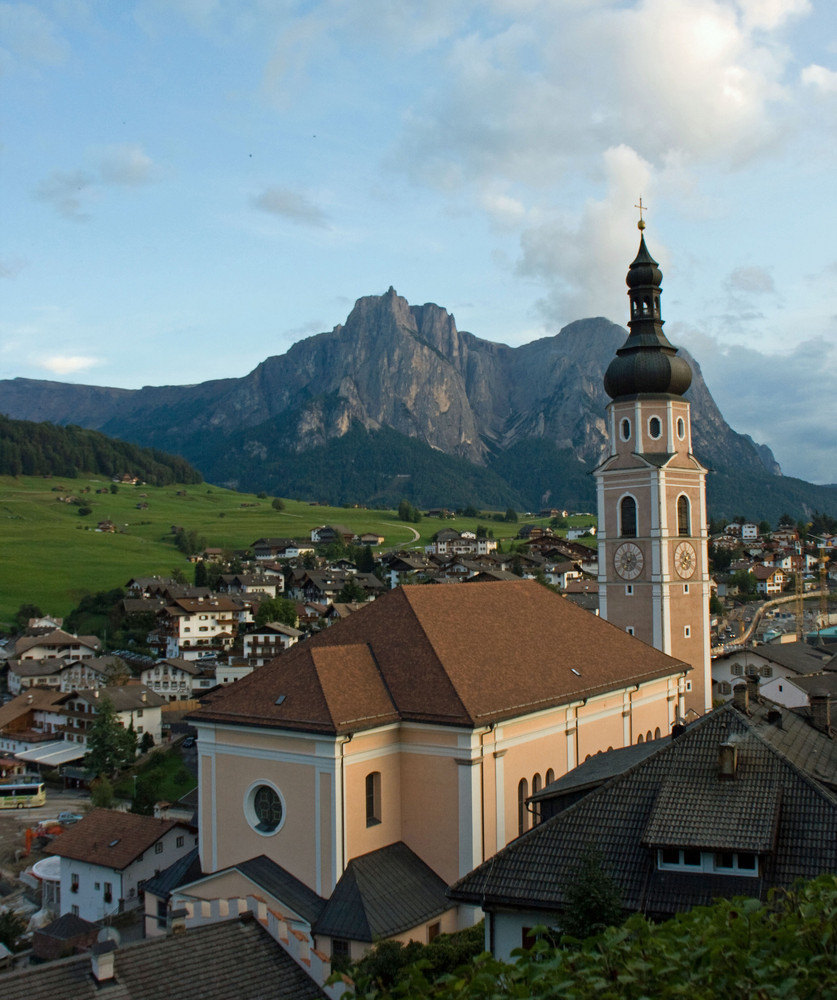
<box><xmin>677</xmin><ymin>495</ymin><xmax>691</xmax><ymax>536</ymax></box>
<box><xmin>620</xmin><ymin>418</ymin><xmax>631</xmax><ymax>441</ymax></box>
<box><xmin>365</xmin><ymin>771</ymin><xmax>381</xmax><ymax>827</ymax></box>
<box><xmin>625</xmin><ymin>584</ymin><xmax>633</xmax><ymax>596</ymax></box>
<box><xmin>676</xmin><ymin>416</ymin><xmax>686</xmax><ymax>439</ymax></box>
<box><xmin>620</xmin><ymin>496</ymin><xmax>637</xmax><ymax>537</ymax></box>
<box><xmin>684</xmin><ymin>626</ymin><xmax>691</xmax><ymax>638</ymax></box>
<box><xmin>648</xmin><ymin>416</ymin><xmax>662</xmax><ymax>439</ymax></box>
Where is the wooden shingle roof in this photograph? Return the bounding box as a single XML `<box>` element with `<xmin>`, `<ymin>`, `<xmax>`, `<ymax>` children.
<box><xmin>313</xmin><ymin>842</ymin><xmax>452</xmax><ymax>942</ymax></box>
<box><xmin>1</xmin><ymin>914</ymin><xmax>324</xmax><ymax>1000</ymax></box>
<box><xmin>191</xmin><ymin>580</ymin><xmax>687</xmax><ymax>734</ymax></box>
<box><xmin>450</xmin><ymin>702</ymin><xmax>837</xmax><ymax>919</ymax></box>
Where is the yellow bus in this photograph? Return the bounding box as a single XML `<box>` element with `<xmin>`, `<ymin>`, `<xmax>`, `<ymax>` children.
<box><xmin>0</xmin><ymin>775</ymin><xmax>46</xmax><ymax>809</ymax></box>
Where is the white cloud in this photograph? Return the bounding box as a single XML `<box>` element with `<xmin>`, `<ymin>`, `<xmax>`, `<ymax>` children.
<box><xmin>801</xmin><ymin>63</ymin><xmax>837</xmax><ymax>93</ymax></box>
<box><xmin>251</xmin><ymin>186</ymin><xmax>330</xmax><ymax>227</ymax></box>
<box><xmin>39</xmin><ymin>354</ymin><xmax>101</xmax><ymax>376</ymax></box>
<box><xmin>34</xmin><ymin>144</ymin><xmax>158</xmax><ymax>219</ymax></box>
<box><xmin>725</xmin><ymin>266</ymin><xmax>776</xmax><ymax>294</ymax></box>
<box><xmin>516</xmin><ymin>145</ymin><xmax>655</xmax><ymax>328</ymax></box>
<box><xmin>0</xmin><ymin>1</ymin><xmax>69</xmax><ymax>72</ymax></box>
<box><xmin>98</xmin><ymin>143</ymin><xmax>157</xmax><ymax>186</ymax></box>
<box><xmin>34</xmin><ymin>169</ymin><xmax>96</xmax><ymax>221</ymax></box>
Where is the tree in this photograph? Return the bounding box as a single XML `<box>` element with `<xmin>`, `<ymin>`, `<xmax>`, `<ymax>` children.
<box><xmin>732</xmin><ymin>569</ymin><xmax>757</xmax><ymax>597</ymax></box>
<box><xmin>504</xmin><ymin>507</ymin><xmax>519</xmax><ymax>523</ymax></box>
<box><xmin>194</xmin><ymin>560</ymin><xmax>209</xmax><ymax>587</ymax></box>
<box><xmin>0</xmin><ymin>909</ymin><xmax>27</xmax><ymax>953</ymax></box>
<box><xmin>254</xmin><ymin>597</ymin><xmax>298</xmax><ymax>629</ymax></box>
<box><xmin>139</xmin><ymin>731</ymin><xmax>155</xmax><ymax>753</ymax></box>
<box><xmin>338</xmin><ymin>578</ymin><xmax>368</xmax><ymax>603</ymax></box>
<box><xmin>85</xmin><ymin>697</ymin><xmax>138</xmax><ymax>778</ymax></box>
<box><xmin>13</xmin><ymin>602</ymin><xmax>43</xmax><ymax>632</ymax></box>
<box><xmin>398</xmin><ymin>498</ymin><xmax>421</xmax><ymax>523</ymax></box>
<box><xmin>550</xmin><ymin>514</ymin><xmax>569</xmax><ymax>530</ymax></box>
<box><xmin>334</xmin><ymin>876</ymin><xmax>837</xmax><ymax>1000</ymax></box>
<box><xmin>271</xmin><ymin>497</ymin><xmax>285</xmax><ymax>511</ymax></box>
<box><xmin>90</xmin><ymin>775</ymin><xmax>116</xmax><ymax>808</ymax></box>
<box><xmin>170</xmin><ymin>567</ymin><xmax>188</xmax><ymax>585</ymax></box>
<box><xmin>558</xmin><ymin>841</ymin><xmax>623</xmax><ymax>941</ymax></box>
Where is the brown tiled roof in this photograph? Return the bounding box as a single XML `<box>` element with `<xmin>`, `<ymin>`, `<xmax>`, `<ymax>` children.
<box><xmin>191</xmin><ymin>580</ymin><xmax>687</xmax><ymax>734</ymax></box>
<box><xmin>47</xmin><ymin>809</ymin><xmax>188</xmax><ymax>870</ymax></box>
<box><xmin>0</xmin><ymin>688</ymin><xmax>66</xmax><ymax>728</ymax></box>
<box><xmin>14</xmin><ymin>629</ymin><xmax>100</xmax><ymax>656</ymax></box>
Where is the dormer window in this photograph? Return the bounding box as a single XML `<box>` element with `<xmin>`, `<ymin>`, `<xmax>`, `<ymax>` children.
<box><xmin>657</xmin><ymin>848</ymin><xmax>759</xmax><ymax>876</ymax></box>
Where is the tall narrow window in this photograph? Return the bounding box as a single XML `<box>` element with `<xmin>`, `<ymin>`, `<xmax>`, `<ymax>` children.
<box><xmin>517</xmin><ymin>778</ymin><xmax>529</xmax><ymax>836</ymax></box>
<box><xmin>620</xmin><ymin>496</ymin><xmax>637</xmax><ymax>537</ymax></box>
<box><xmin>365</xmin><ymin>771</ymin><xmax>381</xmax><ymax>827</ymax></box>
<box><xmin>531</xmin><ymin>773</ymin><xmax>542</xmax><ymax>824</ymax></box>
<box><xmin>677</xmin><ymin>495</ymin><xmax>691</xmax><ymax>536</ymax></box>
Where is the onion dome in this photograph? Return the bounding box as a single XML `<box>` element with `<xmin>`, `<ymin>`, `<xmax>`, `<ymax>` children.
<box><xmin>604</xmin><ymin>225</ymin><xmax>692</xmax><ymax>400</ymax></box>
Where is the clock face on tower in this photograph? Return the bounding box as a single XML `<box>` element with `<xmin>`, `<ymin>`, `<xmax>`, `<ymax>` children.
<box><xmin>614</xmin><ymin>541</ymin><xmax>644</xmax><ymax>580</ymax></box>
<box><xmin>674</xmin><ymin>541</ymin><xmax>696</xmax><ymax>579</ymax></box>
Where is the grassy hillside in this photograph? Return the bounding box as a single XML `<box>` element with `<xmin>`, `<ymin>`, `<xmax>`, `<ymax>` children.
<box><xmin>0</xmin><ymin>475</ymin><xmax>594</xmax><ymax>626</ymax></box>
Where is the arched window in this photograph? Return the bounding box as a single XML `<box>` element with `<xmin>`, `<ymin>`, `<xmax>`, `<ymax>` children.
<box><xmin>654</xmin><ymin>727</ymin><xmax>661</xmax><ymax>739</ymax></box>
<box><xmin>677</xmin><ymin>495</ymin><xmax>691</xmax><ymax>536</ymax></box>
<box><xmin>532</xmin><ymin>773</ymin><xmax>542</xmax><ymax>824</ymax></box>
<box><xmin>545</xmin><ymin>768</ymin><xmax>554</xmax><ymax>786</ymax></box>
<box><xmin>620</xmin><ymin>496</ymin><xmax>637</xmax><ymax>538</ymax></box>
<box><xmin>365</xmin><ymin>771</ymin><xmax>381</xmax><ymax>827</ymax></box>
<box><xmin>517</xmin><ymin>778</ymin><xmax>529</xmax><ymax>835</ymax></box>
<box><xmin>637</xmin><ymin>733</ymin><xmax>644</xmax><ymax>744</ymax></box>
<box><xmin>647</xmin><ymin>730</ymin><xmax>653</xmax><ymax>742</ymax></box>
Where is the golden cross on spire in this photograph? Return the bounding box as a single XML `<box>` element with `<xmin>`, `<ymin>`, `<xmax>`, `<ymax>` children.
<box><xmin>635</xmin><ymin>197</ymin><xmax>647</xmax><ymax>231</ymax></box>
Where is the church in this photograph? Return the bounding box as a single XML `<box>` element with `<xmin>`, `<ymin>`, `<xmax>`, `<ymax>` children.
<box><xmin>154</xmin><ymin>220</ymin><xmax>709</xmax><ymax>978</ymax></box>
<box><xmin>596</xmin><ymin>214</ymin><xmax>711</xmax><ymax>717</ymax></box>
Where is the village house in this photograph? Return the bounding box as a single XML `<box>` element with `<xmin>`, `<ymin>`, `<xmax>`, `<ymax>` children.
<box><xmin>252</xmin><ymin>537</ymin><xmax>316</xmax><ymax>560</ymax></box>
<box><xmin>449</xmin><ymin>694</ymin><xmax>837</xmax><ymax>959</ymax></box>
<box><xmin>712</xmin><ymin>643</ymin><xmax>835</xmax><ymax>702</ymax></box>
<box><xmin>426</xmin><ymin>528</ymin><xmax>498</xmax><ymax>557</ymax></box>
<box><xmin>151</xmin><ymin>595</ymin><xmax>240</xmax><ymax>660</ymax></box>
<box><xmin>242</xmin><ymin>623</ymin><xmax>304</xmax><ymax>665</ymax></box>
<box><xmin>181</xmin><ymin>580</ymin><xmax>689</xmax><ymax>970</ymax></box>
<box><xmin>47</xmin><ymin>809</ymin><xmax>197</xmax><ymax>922</ymax></box>
<box><xmin>752</xmin><ymin>564</ymin><xmax>786</xmax><ymax>596</ymax></box>
<box><xmin>57</xmin><ymin>685</ymin><xmax>165</xmax><ymax>751</ymax></box>
<box><xmin>10</xmin><ymin>628</ymin><xmax>101</xmax><ymax>662</ymax></box>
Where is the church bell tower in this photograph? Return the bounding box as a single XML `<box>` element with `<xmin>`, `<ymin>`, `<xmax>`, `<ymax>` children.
<box><xmin>594</xmin><ymin>213</ymin><xmax>711</xmax><ymax>718</ymax></box>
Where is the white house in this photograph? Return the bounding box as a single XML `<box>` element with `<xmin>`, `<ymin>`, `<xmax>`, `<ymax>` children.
<box><xmin>242</xmin><ymin>623</ymin><xmax>303</xmax><ymax>665</ymax></box>
<box><xmin>48</xmin><ymin>809</ymin><xmax>197</xmax><ymax>921</ymax></box>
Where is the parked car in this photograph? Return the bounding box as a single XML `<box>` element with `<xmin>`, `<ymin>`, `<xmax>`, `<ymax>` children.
<box><xmin>58</xmin><ymin>812</ymin><xmax>83</xmax><ymax>825</ymax></box>
<box><xmin>182</xmin><ymin>736</ymin><xmax>196</xmax><ymax>748</ymax></box>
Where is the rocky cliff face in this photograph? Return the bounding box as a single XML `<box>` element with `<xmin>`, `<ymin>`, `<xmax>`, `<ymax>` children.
<box><xmin>0</xmin><ymin>288</ymin><xmax>779</xmax><ymax>497</ymax></box>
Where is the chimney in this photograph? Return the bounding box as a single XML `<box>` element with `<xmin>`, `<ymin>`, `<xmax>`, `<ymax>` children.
<box><xmin>810</xmin><ymin>692</ymin><xmax>832</xmax><ymax>734</ymax></box>
<box><xmin>718</xmin><ymin>740</ymin><xmax>738</xmax><ymax>780</ymax></box>
<box><xmin>169</xmin><ymin>907</ymin><xmax>188</xmax><ymax>935</ymax></box>
<box><xmin>746</xmin><ymin>674</ymin><xmax>760</xmax><ymax>703</ymax></box>
<box><xmin>91</xmin><ymin>940</ymin><xmax>117</xmax><ymax>982</ymax></box>
<box><xmin>732</xmin><ymin>683</ymin><xmax>749</xmax><ymax>713</ymax></box>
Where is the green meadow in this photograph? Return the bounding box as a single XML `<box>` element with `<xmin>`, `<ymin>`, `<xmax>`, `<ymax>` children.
<box><xmin>0</xmin><ymin>475</ymin><xmax>595</xmax><ymax>626</ymax></box>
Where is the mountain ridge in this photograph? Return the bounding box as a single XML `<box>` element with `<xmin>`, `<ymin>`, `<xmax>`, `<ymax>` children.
<box><xmin>2</xmin><ymin>289</ymin><xmax>834</xmax><ymax>521</ymax></box>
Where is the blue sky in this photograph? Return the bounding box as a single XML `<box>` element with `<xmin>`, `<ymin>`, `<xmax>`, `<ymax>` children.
<box><xmin>2</xmin><ymin>0</ymin><xmax>836</xmax><ymax>485</ymax></box>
